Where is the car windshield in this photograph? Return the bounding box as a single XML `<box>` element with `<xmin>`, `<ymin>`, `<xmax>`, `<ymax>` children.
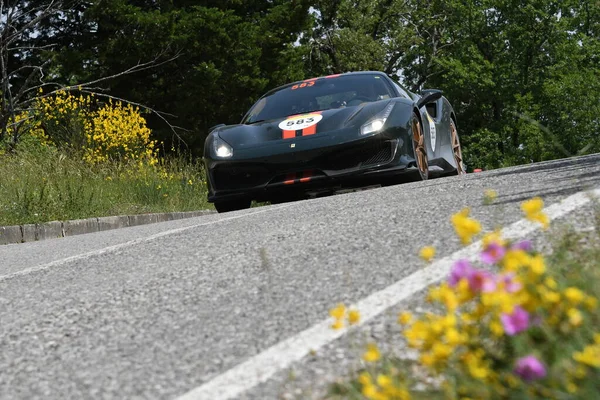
<box><xmin>243</xmin><ymin>74</ymin><xmax>395</xmax><ymax>124</ymax></box>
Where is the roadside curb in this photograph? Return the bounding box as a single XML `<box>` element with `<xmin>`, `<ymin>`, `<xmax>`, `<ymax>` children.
<box><xmin>0</xmin><ymin>210</ymin><xmax>215</xmax><ymax>245</ymax></box>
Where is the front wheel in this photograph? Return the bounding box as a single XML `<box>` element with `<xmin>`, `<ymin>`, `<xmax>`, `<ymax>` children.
<box><xmin>214</xmin><ymin>199</ymin><xmax>251</xmax><ymax>213</ymax></box>
<box><xmin>411</xmin><ymin>112</ymin><xmax>429</xmax><ymax>181</ymax></box>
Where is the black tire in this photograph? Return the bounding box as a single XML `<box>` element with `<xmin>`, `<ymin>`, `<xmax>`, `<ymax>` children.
<box><xmin>214</xmin><ymin>199</ymin><xmax>251</xmax><ymax>213</ymax></box>
<box><xmin>450</xmin><ymin>119</ymin><xmax>466</xmax><ymax>175</ymax></box>
<box><xmin>411</xmin><ymin>112</ymin><xmax>429</xmax><ymax>181</ymax></box>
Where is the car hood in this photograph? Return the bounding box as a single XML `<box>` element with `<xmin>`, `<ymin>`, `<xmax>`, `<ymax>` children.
<box><xmin>217</xmin><ymin>101</ymin><xmax>394</xmax><ymax>148</ymax></box>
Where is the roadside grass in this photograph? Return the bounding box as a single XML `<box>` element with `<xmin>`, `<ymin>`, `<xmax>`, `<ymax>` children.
<box><xmin>326</xmin><ymin>199</ymin><xmax>600</xmax><ymax>399</ymax></box>
<box><xmin>0</xmin><ymin>145</ymin><xmax>212</xmax><ymax>226</ymax></box>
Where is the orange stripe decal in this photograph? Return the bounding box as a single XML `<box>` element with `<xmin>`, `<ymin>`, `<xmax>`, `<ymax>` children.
<box><xmin>284</xmin><ymin>173</ymin><xmax>296</xmax><ymax>185</ymax></box>
<box><xmin>283</xmin><ymin>130</ymin><xmax>295</xmax><ymax>139</ymax></box>
<box><xmin>302</xmin><ymin>125</ymin><xmax>316</xmax><ymax>136</ymax></box>
<box><xmin>300</xmin><ymin>171</ymin><xmax>312</xmax><ymax>183</ymax></box>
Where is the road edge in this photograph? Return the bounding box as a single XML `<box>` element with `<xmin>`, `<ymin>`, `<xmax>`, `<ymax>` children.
<box><xmin>0</xmin><ymin>210</ymin><xmax>216</xmax><ymax>245</ymax></box>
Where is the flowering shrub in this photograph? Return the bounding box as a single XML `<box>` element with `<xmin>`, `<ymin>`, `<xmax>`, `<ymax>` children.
<box><xmin>7</xmin><ymin>90</ymin><xmax>157</xmax><ymax>165</ymax></box>
<box><xmin>330</xmin><ymin>196</ymin><xmax>600</xmax><ymax>399</ymax></box>
<box><xmin>84</xmin><ymin>100</ymin><xmax>157</xmax><ymax>165</ymax></box>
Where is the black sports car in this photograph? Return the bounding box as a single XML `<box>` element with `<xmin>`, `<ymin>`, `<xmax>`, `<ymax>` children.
<box><xmin>204</xmin><ymin>71</ymin><xmax>465</xmax><ymax>213</ymax></box>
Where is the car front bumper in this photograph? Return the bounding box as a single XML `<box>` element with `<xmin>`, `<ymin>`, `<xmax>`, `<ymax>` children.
<box><xmin>205</xmin><ymin>127</ymin><xmax>415</xmax><ymax>202</ymax></box>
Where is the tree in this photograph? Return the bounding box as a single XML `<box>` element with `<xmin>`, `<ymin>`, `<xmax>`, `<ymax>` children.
<box><xmin>0</xmin><ymin>0</ymin><xmax>178</xmax><ymax>149</ymax></box>
<box><xmin>52</xmin><ymin>0</ymin><xmax>313</xmax><ymax>152</ymax></box>
<box><xmin>301</xmin><ymin>0</ymin><xmax>600</xmax><ymax>169</ymax></box>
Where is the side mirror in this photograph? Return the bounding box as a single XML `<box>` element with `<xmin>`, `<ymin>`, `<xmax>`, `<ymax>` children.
<box><xmin>209</xmin><ymin>123</ymin><xmax>226</xmax><ymax>133</ymax></box>
<box><xmin>417</xmin><ymin>90</ymin><xmax>443</xmax><ymax>109</ymax></box>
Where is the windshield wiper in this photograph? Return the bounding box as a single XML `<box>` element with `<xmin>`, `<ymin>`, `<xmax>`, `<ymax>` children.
<box><xmin>246</xmin><ymin>119</ymin><xmax>267</xmax><ymax>125</ymax></box>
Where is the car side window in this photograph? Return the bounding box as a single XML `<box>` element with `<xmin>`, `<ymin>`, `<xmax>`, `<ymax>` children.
<box><xmin>390</xmin><ymin>81</ymin><xmax>410</xmax><ymax>99</ymax></box>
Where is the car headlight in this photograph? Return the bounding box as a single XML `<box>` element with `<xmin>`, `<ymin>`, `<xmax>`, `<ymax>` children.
<box><xmin>213</xmin><ymin>134</ymin><xmax>233</xmax><ymax>158</ymax></box>
<box><xmin>360</xmin><ymin>103</ymin><xmax>395</xmax><ymax>135</ymax></box>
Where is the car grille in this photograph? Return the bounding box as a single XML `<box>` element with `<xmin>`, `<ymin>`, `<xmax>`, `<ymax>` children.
<box><xmin>321</xmin><ymin>140</ymin><xmax>394</xmax><ymax>171</ymax></box>
<box><xmin>213</xmin><ymin>164</ymin><xmax>271</xmax><ymax>190</ymax></box>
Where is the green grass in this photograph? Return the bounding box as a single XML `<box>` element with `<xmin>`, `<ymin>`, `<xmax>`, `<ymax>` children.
<box><xmin>0</xmin><ymin>145</ymin><xmax>212</xmax><ymax>226</ymax></box>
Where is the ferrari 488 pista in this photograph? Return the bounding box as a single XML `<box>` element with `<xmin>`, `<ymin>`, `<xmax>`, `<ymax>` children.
<box><xmin>204</xmin><ymin>71</ymin><xmax>465</xmax><ymax>212</ymax></box>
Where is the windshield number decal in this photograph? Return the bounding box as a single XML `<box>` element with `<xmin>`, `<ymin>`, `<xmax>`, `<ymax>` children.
<box><xmin>291</xmin><ymin>81</ymin><xmax>315</xmax><ymax>90</ymax></box>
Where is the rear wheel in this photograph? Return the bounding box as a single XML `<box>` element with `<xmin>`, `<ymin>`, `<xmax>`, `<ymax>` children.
<box><xmin>214</xmin><ymin>199</ymin><xmax>251</xmax><ymax>213</ymax></box>
<box><xmin>411</xmin><ymin>113</ymin><xmax>429</xmax><ymax>181</ymax></box>
<box><xmin>450</xmin><ymin>119</ymin><xmax>466</xmax><ymax>175</ymax></box>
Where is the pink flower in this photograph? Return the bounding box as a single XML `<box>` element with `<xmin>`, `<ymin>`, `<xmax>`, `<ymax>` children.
<box><xmin>512</xmin><ymin>240</ymin><xmax>533</xmax><ymax>252</ymax></box>
<box><xmin>469</xmin><ymin>269</ymin><xmax>497</xmax><ymax>293</ymax></box>
<box><xmin>501</xmin><ymin>306</ymin><xmax>530</xmax><ymax>335</ymax></box>
<box><xmin>448</xmin><ymin>260</ymin><xmax>474</xmax><ymax>287</ymax></box>
<box><xmin>514</xmin><ymin>355</ymin><xmax>546</xmax><ymax>381</ymax></box>
<box><xmin>498</xmin><ymin>273</ymin><xmax>522</xmax><ymax>293</ymax></box>
<box><xmin>481</xmin><ymin>242</ymin><xmax>506</xmax><ymax>264</ymax></box>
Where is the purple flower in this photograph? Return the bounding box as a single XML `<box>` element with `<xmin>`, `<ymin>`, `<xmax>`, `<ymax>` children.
<box><xmin>514</xmin><ymin>355</ymin><xmax>546</xmax><ymax>381</ymax></box>
<box><xmin>501</xmin><ymin>306</ymin><xmax>530</xmax><ymax>335</ymax></box>
<box><xmin>498</xmin><ymin>273</ymin><xmax>522</xmax><ymax>293</ymax></box>
<box><xmin>448</xmin><ymin>260</ymin><xmax>474</xmax><ymax>287</ymax></box>
<box><xmin>512</xmin><ymin>240</ymin><xmax>533</xmax><ymax>252</ymax></box>
<box><xmin>481</xmin><ymin>242</ymin><xmax>506</xmax><ymax>264</ymax></box>
<box><xmin>469</xmin><ymin>269</ymin><xmax>497</xmax><ymax>293</ymax></box>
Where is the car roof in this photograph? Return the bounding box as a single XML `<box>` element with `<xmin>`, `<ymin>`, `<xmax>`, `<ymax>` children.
<box><xmin>265</xmin><ymin>71</ymin><xmax>391</xmax><ymax>97</ymax></box>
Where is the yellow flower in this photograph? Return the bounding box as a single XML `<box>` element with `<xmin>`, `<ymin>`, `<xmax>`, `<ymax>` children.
<box><xmin>520</xmin><ymin>197</ymin><xmax>549</xmax><ymax>229</ymax></box>
<box><xmin>489</xmin><ymin>320</ymin><xmax>504</xmax><ymax>337</ymax></box>
<box><xmin>420</xmin><ymin>352</ymin><xmax>435</xmax><ymax>367</ymax></box>
<box><xmin>331</xmin><ymin>320</ymin><xmax>344</xmax><ymax>330</ymax></box>
<box><xmin>529</xmin><ymin>254</ymin><xmax>546</xmax><ymax>275</ymax></box>
<box><xmin>376</xmin><ymin>374</ymin><xmax>392</xmax><ymax>388</ymax></box>
<box><xmin>419</xmin><ymin>246</ymin><xmax>436</xmax><ymax>262</ymax></box>
<box><xmin>363</xmin><ymin>343</ymin><xmax>381</xmax><ymax>363</ymax></box>
<box><xmin>432</xmin><ymin>342</ymin><xmax>452</xmax><ymax>360</ymax></box>
<box><xmin>482</xmin><ymin>230</ymin><xmax>505</xmax><ymax>249</ymax></box>
<box><xmin>348</xmin><ymin>309</ymin><xmax>360</xmax><ymax>325</ymax></box>
<box><xmin>188</xmin><ymin>179</ymin><xmax>193</xmax><ymax>185</ymax></box>
<box><xmin>573</xmin><ymin>344</ymin><xmax>600</xmax><ymax>367</ymax></box>
<box><xmin>358</xmin><ymin>372</ymin><xmax>372</xmax><ymax>386</ymax></box>
<box><xmin>567</xmin><ymin>308</ymin><xmax>583</xmax><ymax>326</ymax></box>
<box><xmin>564</xmin><ymin>287</ymin><xmax>585</xmax><ymax>305</ymax></box>
<box><xmin>445</xmin><ymin>328</ymin><xmax>463</xmax><ymax>345</ymax></box>
<box><xmin>483</xmin><ymin>189</ymin><xmax>498</xmax><ymax>204</ymax></box>
<box><xmin>451</xmin><ymin>208</ymin><xmax>482</xmax><ymax>244</ymax></box>
<box><xmin>329</xmin><ymin>303</ymin><xmax>346</xmax><ymax>320</ymax></box>
<box><xmin>521</xmin><ymin>197</ymin><xmax>544</xmax><ymax>215</ymax></box>
<box><xmin>362</xmin><ymin>383</ymin><xmax>379</xmax><ymax>399</ymax></box>
<box><xmin>398</xmin><ymin>312</ymin><xmax>412</xmax><ymax>325</ymax></box>
<box><xmin>542</xmin><ymin>290</ymin><xmax>561</xmax><ymax>304</ymax></box>
<box><xmin>430</xmin><ymin>283</ymin><xmax>459</xmax><ymax>311</ymax></box>
<box><xmin>544</xmin><ymin>277</ymin><xmax>557</xmax><ymax>289</ymax></box>
<box><xmin>586</xmin><ymin>297</ymin><xmax>598</xmax><ymax>310</ymax></box>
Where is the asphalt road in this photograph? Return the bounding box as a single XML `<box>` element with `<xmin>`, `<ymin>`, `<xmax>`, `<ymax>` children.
<box><xmin>1</xmin><ymin>153</ymin><xmax>599</xmax><ymax>400</ymax></box>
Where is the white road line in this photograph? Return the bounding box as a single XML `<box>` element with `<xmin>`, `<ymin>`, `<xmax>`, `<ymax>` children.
<box><xmin>176</xmin><ymin>187</ymin><xmax>600</xmax><ymax>400</ymax></box>
<box><xmin>0</xmin><ymin>205</ymin><xmax>292</xmax><ymax>283</ymax></box>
